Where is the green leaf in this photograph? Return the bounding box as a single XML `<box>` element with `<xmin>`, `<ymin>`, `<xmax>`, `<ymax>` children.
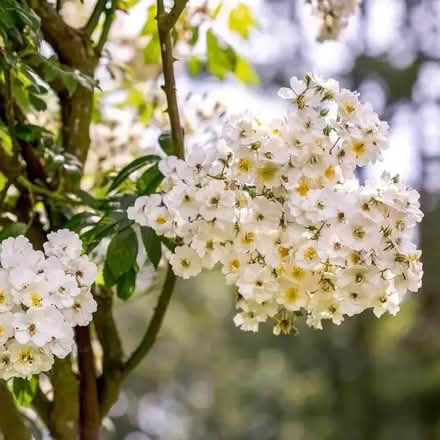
<box><xmin>228</xmin><ymin>3</ymin><xmax>256</xmax><ymax>39</ymax></box>
<box><xmin>16</xmin><ymin>124</ymin><xmax>46</xmax><ymax>142</ymax></box>
<box><xmin>12</xmin><ymin>376</ymin><xmax>38</xmax><ymax>407</ymax></box>
<box><xmin>140</xmin><ymin>226</ymin><xmax>162</xmax><ymax>269</ymax></box>
<box><xmin>158</xmin><ymin>132</ymin><xmax>174</xmax><ymax>155</ymax></box>
<box><xmin>0</xmin><ymin>223</ymin><xmax>27</xmax><ymax>242</ymax></box>
<box><xmin>81</xmin><ymin>216</ymin><xmax>119</xmax><ymax>253</ymax></box>
<box><xmin>144</xmin><ymin>34</ymin><xmax>161</xmax><ymax>64</ymax></box>
<box><xmin>160</xmin><ymin>235</ymin><xmax>177</xmax><ymax>252</ymax></box>
<box><xmin>64</xmin><ymin>212</ymin><xmax>97</xmax><ymax>233</ymax></box>
<box><xmin>106</xmin><ymin>227</ymin><xmax>138</xmax><ymax>279</ymax></box>
<box><xmin>136</xmin><ymin>164</ymin><xmax>164</xmax><ymax>196</ymax></box>
<box><xmin>235</xmin><ymin>57</ymin><xmax>260</xmax><ymax>85</ymax></box>
<box><xmin>116</xmin><ymin>267</ymin><xmax>137</xmax><ymax>300</ymax></box>
<box><xmin>75</xmin><ymin>190</ymin><xmax>106</xmax><ymax>210</ymax></box>
<box><xmin>189</xmin><ymin>26</ymin><xmax>199</xmax><ymax>46</ymax></box>
<box><xmin>187</xmin><ymin>56</ymin><xmax>203</xmax><ymax>77</ymax></box>
<box><xmin>141</xmin><ymin>5</ymin><xmax>157</xmax><ymax>35</ymax></box>
<box><xmin>103</xmin><ymin>260</ymin><xmax>119</xmax><ymax>288</ymax></box>
<box><xmin>206</xmin><ymin>29</ymin><xmax>237</xmax><ymax>80</ymax></box>
<box><xmin>108</xmin><ymin>154</ymin><xmax>160</xmax><ymax>193</ymax></box>
<box><xmin>29</xmin><ymin>93</ymin><xmax>47</xmax><ymax>112</ymax></box>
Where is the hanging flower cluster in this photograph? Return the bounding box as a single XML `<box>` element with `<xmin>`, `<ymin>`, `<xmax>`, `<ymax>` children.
<box><xmin>128</xmin><ymin>74</ymin><xmax>423</xmax><ymax>335</ymax></box>
<box><xmin>0</xmin><ymin>230</ymin><xmax>97</xmax><ymax>379</ymax></box>
<box><xmin>307</xmin><ymin>0</ymin><xmax>361</xmax><ymax>40</ymax></box>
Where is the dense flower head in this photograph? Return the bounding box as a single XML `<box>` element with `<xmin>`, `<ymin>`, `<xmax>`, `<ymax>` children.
<box><xmin>307</xmin><ymin>0</ymin><xmax>361</xmax><ymax>40</ymax></box>
<box><xmin>0</xmin><ymin>230</ymin><xmax>97</xmax><ymax>379</ymax></box>
<box><xmin>128</xmin><ymin>74</ymin><xmax>423</xmax><ymax>335</ymax></box>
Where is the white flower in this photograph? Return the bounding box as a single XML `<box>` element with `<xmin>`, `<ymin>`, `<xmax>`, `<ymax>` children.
<box><xmin>44</xmin><ymin>229</ymin><xmax>83</xmax><ymax>262</ymax></box>
<box><xmin>169</xmin><ymin>245</ymin><xmax>202</xmax><ymax>279</ymax></box>
<box><xmin>63</xmin><ymin>291</ymin><xmax>97</xmax><ymax>327</ymax></box>
<box><xmin>9</xmin><ymin>341</ymin><xmax>54</xmax><ymax>377</ymax></box>
<box><xmin>1</xmin><ymin>236</ymin><xmax>43</xmax><ymax>270</ymax></box>
<box><xmin>0</xmin><ymin>313</ymin><xmax>14</xmax><ymax>344</ymax></box>
<box><xmin>14</xmin><ymin>308</ymin><xmax>66</xmax><ymax>347</ymax></box>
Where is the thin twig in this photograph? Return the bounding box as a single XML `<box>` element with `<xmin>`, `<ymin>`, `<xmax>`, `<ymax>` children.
<box><xmin>4</xmin><ymin>67</ymin><xmax>21</xmax><ymax>159</ymax></box>
<box><xmin>157</xmin><ymin>0</ymin><xmax>186</xmax><ymax>158</ymax></box>
<box><xmin>84</xmin><ymin>0</ymin><xmax>108</xmax><ymax>36</ymax></box>
<box><xmin>94</xmin><ymin>286</ymin><xmax>124</xmax><ymax>417</ymax></box>
<box><xmin>16</xmin><ymin>176</ymin><xmax>82</xmax><ymax>206</ymax></box>
<box><xmin>160</xmin><ymin>0</ymin><xmax>190</xmax><ymax>32</ymax></box>
<box><xmin>95</xmin><ymin>0</ymin><xmax>116</xmax><ymax>55</ymax></box>
<box><xmin>123</xmin><ymin>264</ymin><xmax>177</xmax><ymax>377</ymax></box>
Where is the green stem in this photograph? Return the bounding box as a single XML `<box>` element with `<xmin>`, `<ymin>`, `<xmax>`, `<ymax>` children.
<box><xmin>95</xmin><ymin>0</ymin><xmax>116</xmax><ymax>55</ymax></box>
<box><xmin>16</xmin><ymin>176</ymin><xmax>82</xmax><ymax>206</ymax></box>
<box><xmin>123</xmin><ymin>264</ymin><xmax>176</xmax><ymax>377</ymax></box>
<box><xmin>84</xmin><ymin>0</ymin><xmax>108</xmax><ymax>37</ymax></box>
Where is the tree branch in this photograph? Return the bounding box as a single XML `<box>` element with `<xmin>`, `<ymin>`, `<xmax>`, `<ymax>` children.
<box><xmin>123</xmin><ymin>265</ymin><xmax>177</xmax><ymax>377</ymax></box>
<box><xmin>0</xmin><ymin>381</ymin><xmax>32</xmax><ymax>440</ymax></box>
<box><xmin>94</xmin><ymin>286</ymin><xmax>124</xmax><ymax>417</ymax></box>
<box><xmin>84</xmin><ymin>0</ymin><xmax>108</xmax><ymax>37</ymax></box>
<box><xmin>95</xmin><ymin>0</ymin><xmax>117</xmax><ymax>56</ymax></box>
<box><xmin>4</xmin><ymin>67</ymin><xmax>21</xmax><ymax>159</ymax></box>
<box><xmin>30</xmin><ymin>0</ymin><xmax>92</xmax><ymax>68</ymax></box>
<box><xmin>76</xmin><ymin>326</ymin><xmax>101</xmax><ymax>440</ymax></box>
<box><xmin>160</xmin><ymin>0</ymin><xmax>190</xmax><ymax>32</ymax></box>
<box><xmin>157</xmin><ymin>0</ymin><xmax>186</xmax><ymax>158</ymax></box>
<box><xmin>48</xmin><ymin>357</ymin><xmax>79</xmax><ymax>440</ymax></box>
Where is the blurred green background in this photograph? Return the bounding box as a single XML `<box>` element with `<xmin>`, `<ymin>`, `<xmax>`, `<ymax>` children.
<box><xmin>90</xmin><ymin>0</ymin><xmax>440</xmax><ymax>438</ymax></box>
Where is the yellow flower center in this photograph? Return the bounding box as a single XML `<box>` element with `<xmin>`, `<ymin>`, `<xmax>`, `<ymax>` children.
<box><xmin>291</xmin><ymin>266</ymin><xmax>306</xmax><ymax>281</ymax></box>
<box><xmin>238</xmin><ymin>158</ymin><xmax>252</xmax><ymax>173</ymax></box>
<box><xmin>155</xmin><ymin>215</ymin><xmax>167</xmax><ymax>225</ymax></box>
<box><xmin>257</xmin><ymin>162</ymin><xmax>278</xmax><ymax>183</ymax></box>
<box><xmin>285</xmin><ymin>287</ymin><xmax>300</xmax><ymax>303</ymax></box>
<box><xmin>31</xmin><ymin>292</ymin><xmax>42</xmax><ymax>307</ymax></box>
<box><xmin>28</xmin><ymin>324</ymin><xmax>36</xmax><ymax>336</ymax></box>
<box><xmin>19</xmin><ymin>349</ymin><xmax>34</xmax><ymax>364</ymax></box>
<box><xmin>304</xmin><ymin>247</ymin><xmax>317</xmax><ymax>261</ymax></box>
<box><xmin>296</xmin><ymin>178</ymin><xmax>310</xmax><ymax>197</ymax></box>
<box><xmin>352</xmin><ymin>140</ymin><xmax>367</xmax><ymax>157</ymax></box>
<box><xmin>343</xmin><ymin>103</ymin><xmax>356</xmax><ymax>114</ymax></box>
<box><xmin>278</xmin><ymin>247</ymin><xmax>289</xmax><ymax>259</ymax></box>
<box><xmin>349</xmin><ymin>251</ymin><xmax>362</xmax><ymax>265</ymax></box>
<box><xmin>241</xmin><ymin>232</ymin><xmax>256</xmax><ymax>245</ymax></box>
<box><xmin>324</xmin><ymin>166</ymin><xmax>336</xmax><ymax>180</ymax></box>
<box><xmin>229</xmin><ymin>259</ymin><xmax>241</xmax><ymax>271</ymax></box>
<box><xmin>181</xmin><ymin>258</ymin><xmax>191</xmax><ymax>268</ymax></box>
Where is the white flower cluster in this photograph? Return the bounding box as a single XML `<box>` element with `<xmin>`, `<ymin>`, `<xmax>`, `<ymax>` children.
<box><xmin>0</xmin><ymin>230</ymin><xmax>97</xmax><ymax>379</ymax></box>
<box><xmin>307</xmin><ymin>0</ymin><xmax>361</xmax><ymax>40</ymax></box>
<box><xmin>128</xmin><ymin>74</ymin><xmax>423</xmax><ymax>335</ymax></box>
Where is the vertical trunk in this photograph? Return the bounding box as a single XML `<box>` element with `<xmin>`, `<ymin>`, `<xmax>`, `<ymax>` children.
<box><xmin>76</xmin><ymin>326</ymin><xmax>101</xmax><ymax>440</ymax></box>
<box><xmin>0</xmin><ymin>382</ymin><xmax>32</xmax><ymax>440</ymax></box>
